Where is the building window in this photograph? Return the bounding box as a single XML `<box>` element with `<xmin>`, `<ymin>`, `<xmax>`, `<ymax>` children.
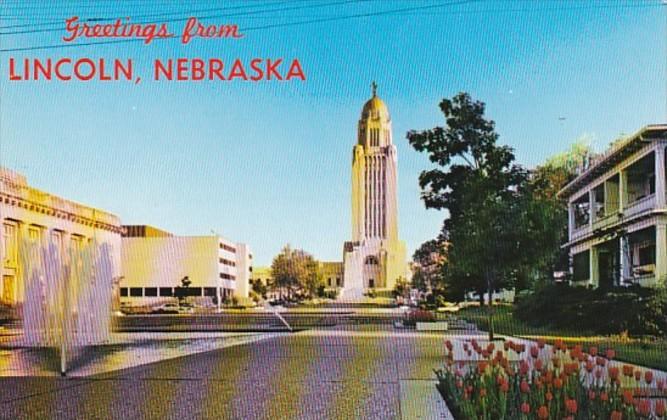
<box><xmin>219</xmin><ymin>273</ymin><xmax>236</xmax><ymax>280</ymax></box>
<box><xmin>368</xmin><ymin>279</ymin><xmax>375</xmax><ymax>288</ymax></box>
<box><xmin>129</xmin><ymin>287</ymin><xmax>143</xmax><ymax>297</ymax></box>
<box><xmin>144</xmin><ymin>287</ymin><xmax>158</xmax><ymax>297</ymax></box>
<box><xmin>175</xmin><ymin>287</ymin><xmax>202</xmax><ymax>297</ymax></box>
<box><xmin>159</xmin><ymin>287</ymin><xmax>173</xmax><ymax>297</ymax></box>
<box><xmin>70</xmin><ymin>235</ymin><xmax>84</xmax><ymax>253</ymax></box>
<box><xmin>336</xmin><ymin>277</ymin><xmax>341</xmax><ymax>287</ymax></box>
<box><xmin>219</xmin><ymin>258</ymin><xmax>236</xmax><ymax>267</ymax></box>
<box><xmin>572</xmin><ymin>251</ymin><xmax>590</xmax><ymax>282</ymax></box>
<box><xmin>120</xmin><ymin>287</ymin><xmax>128</xmax><ymax>297</ymax></box>
<box><xmin>204</xmin><ymin>287</ymin><xmax>217</xmax><ymax>297</ymax></box>
<box><xmin>573</xmin><ymin>194</ymin><xmax>590</xmax><ymax>228</ymax></box>
<box><xmin>2</xmin><ymin>221</ymin><xmax>18</xmax><ymax>267</ymax></box>
<box><xmin>219</xmin><ymin>243</ymin><xmax>236</xmax><ymax>253</ymax></box>
<box><xmin>28</xmin><ymin>225</ymin><xmax>42</xmax><ymax>243</ymax></box>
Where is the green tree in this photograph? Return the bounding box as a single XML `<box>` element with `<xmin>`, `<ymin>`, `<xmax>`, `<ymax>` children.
<box><xmin>411</xmin><ymin>239</ymin><xmax>447</xmax><ymax>296</ymax></box>
<box><xmin>270</xmin><ymin>245</ymin><xmax>322</xmax><ymax>300</ymax></box>
<box><xmin>407</xmin><ymin>92</ymin><xmax>534</xmax><ymax>339</ymax></box>
<box><xmin>250</xmin><ymin>278</ymin><xmax>267</xmax><ymax>300</ymax></box>
<box><xmin>525</xmin><ymin>140</ymin><xmax>596</xmax><ymax>286</ymax></box>
<box><xmin>392</xmin><ymin>276</ymin><xmax>410</xmax><ymax>299</ymax></box>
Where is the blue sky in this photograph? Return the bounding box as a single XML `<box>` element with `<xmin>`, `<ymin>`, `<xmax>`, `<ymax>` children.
<box><xmin>0</xmin><ymin>1</ymin><xmax>665</xmax><ymax>266</ymax></box>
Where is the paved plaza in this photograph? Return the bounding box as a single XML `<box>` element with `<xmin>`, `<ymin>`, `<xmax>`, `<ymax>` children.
<box><xmin>0</xmin><ymin>325</ymin><xmax>461</xmax><ymax>419</ymax></box>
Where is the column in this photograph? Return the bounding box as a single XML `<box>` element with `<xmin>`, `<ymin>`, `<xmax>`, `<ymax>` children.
<box><xmin>619</xmin><ymin>170</ymin><xmax>627</xmax><ymax>212</ymax></box>
<box><xmin>17</xmin><ymin>222</ymin><xmax>30</xmax><ymax>304</ymax></box>
<box><xmin>590</xmin><ymin>246</ymin><xmax>599</xmax><ymax>287</ymax></box>
<box><xmin>588</xmin><ymin>190</ymin><xmax>595</xmax><ymax>226</ymax></box>
<box><xmin>655</xmin><ymin>146</ymin><xmax>666</xmax><ymax>208</ymax></box>
<box><xmin>655</xmin><ymin>222</ymin><xmax>667</xmax><ymax>286</ymax></box>
<box><xmin>568</xmin><ymin>202</ymin><xmax>575</xmax><ymax>239</ymax></box>
<box><xmin>619</xmin><ymin>235</ymin><xmax>631</xmax><ymax>285</ymax></box>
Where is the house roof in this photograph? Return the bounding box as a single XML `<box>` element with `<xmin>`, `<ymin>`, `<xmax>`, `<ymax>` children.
<box><xmin>558</xmin><ymin>124</ymin><xmax>667</xmax><ymax>199</ymax></box>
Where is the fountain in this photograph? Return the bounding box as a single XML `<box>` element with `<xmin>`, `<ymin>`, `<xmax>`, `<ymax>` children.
<box><xmin>18</xmin><ymin>236</ymin><xmax>115</xmax><ymax>375</ymax></box>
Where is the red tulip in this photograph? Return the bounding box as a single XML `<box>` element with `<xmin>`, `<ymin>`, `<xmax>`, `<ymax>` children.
<box><xmin>479</xmin><ymin>388</ymin><xmax>487</xmax><ymax>398</ymax></box>
<box><xmin>500</xmin><ymin>380</ymin><xmax>509</xmax><ymax>393</ymax></box>
<box><xmin>609</xmin><ymin>367</ymin><xmax>620</xmax><ymax>380</ymax></box>
<box><xmin>644</xmin><ymin>370</ymin><xmax>653</xmax><ymax>384</ymax></box>
<box><xmin>537</xmin><ymin>405</ymin><xmax>549</xmax><ymax>419</ymax></box>
<box><xmin>545</xmin><ymin>391</ymin><xmax>553</xmax><ymax>402</ymax></box>
<box><xmin>600</xmin><ymin>391</ymin><xmax>608</xmax><ymax>402</ymax></box>
<box><xmin>520</xmin><ymin>402</ymin><xmax>530</xmax><ymax>414</ymax></box>
<box><xmin>553</xmin><ymin>378</ymin><xmax>563</xmax><ymax>389</ymax></box>
<box><xmin>565</xmin><ymin>398</ymin><xmax>577</xmax><ymax>414</ymax></box>
<box><xmin>656</xmin><ymin>400</ymin><xmax>665</xmax><ymax>417</ymax></box>
<box><xmin>638</xmin><ymin>399</ymin><xmax>651</xmax><ymax>417</ymax></box>
<box><xmin>623</xmin><ymin>365</ymin><xmax>634</xmax><ymax>378</ymax></box>
<box><xmin>623</xmin><ymin>390</ymin><xmax>634</xmax><ymax>405</ymax></box>
<box><xmin>520</xmin><ymin>380</ymin><xmax>530</xmax><ymax>393</ymax></box>
<box><xmin>606</xmin><ymin>348</ymin><xmax>616</xmax><ymax>360</ymax></box>
<box><xmin>530</xmin><ymin>346</ymin><xmax>539</xmax><ymax>358</ymax></box>
<box><xmin>535</xmin><ymin>359</ymin><xmax>543</xmax><ymax>371</ymax></box>
<box><xmin>634</xmin><ymin>370</ymin><xmax>642</xmax><ymax>381</ymax></box>
<box><xmin>589</xmin><ymin>346</ymin><xmax>597</xmax><ymax>357</ymax></box>
<box><xmin>610</xmin><ymin>410</ymin><xmax>623</xmax><ymax>420</ymax></box>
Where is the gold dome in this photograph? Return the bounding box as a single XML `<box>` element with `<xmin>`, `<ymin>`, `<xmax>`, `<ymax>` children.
<box><xmin>360</xmin><ymin>82</ymin><xmax>390</xmax><ymax>121</ymax></box>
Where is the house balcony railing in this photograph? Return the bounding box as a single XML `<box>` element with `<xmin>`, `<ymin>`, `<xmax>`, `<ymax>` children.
<box><xmin>592</xmin><ymin>211</ymin><xmax>620</xmax><ymax>231</ymax></box>
<box><xmin>622</xmin><ymin>193</ymin><xmax>655</xmax><ymax>219</ymax></box>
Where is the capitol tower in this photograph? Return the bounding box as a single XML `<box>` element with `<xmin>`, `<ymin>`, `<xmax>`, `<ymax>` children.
<box><xmin>340</xmin><ymin>83</ymin><xmax>408</xmax><ymax>300</ymax></box>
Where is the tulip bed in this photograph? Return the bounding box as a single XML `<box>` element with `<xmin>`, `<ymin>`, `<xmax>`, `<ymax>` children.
<box><xmin>435</xmin><ymin>338</ymin><xmax>667</xmax><ymax>419</ymax></box>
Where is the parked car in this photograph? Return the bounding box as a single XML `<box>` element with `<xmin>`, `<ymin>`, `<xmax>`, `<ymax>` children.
<box><xmin>152</xmin><ymin>303</ymin><xmax>179</xmax><ymax>314</ymax></box>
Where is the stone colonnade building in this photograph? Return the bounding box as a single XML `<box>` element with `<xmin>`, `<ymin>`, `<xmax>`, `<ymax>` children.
<box><xmin>0</xmin><ymin>167</ymin><xmax>122</xmax><ymax>344</ymax></box>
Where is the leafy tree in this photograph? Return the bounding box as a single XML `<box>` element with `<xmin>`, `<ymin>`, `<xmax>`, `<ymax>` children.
<box><xmin>250</xmin><ymin>278</ymin><xmax>267</xmax><ymax>300</ymax></box>
<box><xmin>526</xmin><ymin>140</ymin><xmax>596</xmax><ymax>285</ymax></box>
<box><xmin>392</xmin><ymin>276</ymin><xmax>410</xmax><ymax>299</ymax></box>
<box><xmin>411</xmin><ymin>239</ymin><xmax>447</xmax><ymax>296</ymax></box>
<box><xmin>407</xmin><ymin>92</ymin><xmax>528</xmax><ymax>297</ymax></box>
<box><xmin>407</xmin><ymin>92</ymin><xmax>535</xmax><ymax>339</ymax></box>
<box><xmin>270</xmin><ymin>245</ymin><xmax>322</xmax><ymax>300</ymax></box>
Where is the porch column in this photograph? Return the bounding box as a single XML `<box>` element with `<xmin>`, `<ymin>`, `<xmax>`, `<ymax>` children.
<box><xmin>619</xmin><ymin>235</ymin><xmax>631</xmax><ymax>285</ymax></box>
<box><xmin>619</xmin><ymin>170</ymin><xmax>627</xmax><ymax>212</ymax></box>
<box><xmin>656</xmin><ymin>222</ymin><xmax>667</xmax><ymax>286</ymax></box>
<box><xmin>590</xmin><ymin>246</ymin><xmax>599</xmax><ymax>287</ymax></box>
<box><xmin>655</xmin><ymin>145</ymin><xmax>666</xmax><ymax>208</ymax></box>
<box><xmin>568</xmin><ymin>202</ymin><xmax>575</xmax><ymax>238</ymax></box>
<box><xmin>588</xmin><ymin>190</ymin><xmax>595</xmax><ymax>226</ymax></box>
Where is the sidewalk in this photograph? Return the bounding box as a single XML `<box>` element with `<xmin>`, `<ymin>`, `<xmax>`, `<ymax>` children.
<box><xmin>0</xmin><ymin>331</ymin><xmax>276</xmax><ymax>377</ymax></box>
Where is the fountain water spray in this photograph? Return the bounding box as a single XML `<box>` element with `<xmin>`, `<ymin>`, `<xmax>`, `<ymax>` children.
<box><xmin>19</xmin><ymin>237</ymin><xmax>115</xmax><ymax>375</ymax></box>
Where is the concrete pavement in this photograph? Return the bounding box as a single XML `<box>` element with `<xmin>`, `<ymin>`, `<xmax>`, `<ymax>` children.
<box><xmin>0</xmin><ymin>325</ymin><xmax>462</xmax><ymax>419</ymax></box>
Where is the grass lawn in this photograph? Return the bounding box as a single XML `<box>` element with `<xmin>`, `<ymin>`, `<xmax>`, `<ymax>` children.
<box><xmin>457</xmin><ymin>305</ymin><xmax>667</xmax><ymax>371</ymax></box>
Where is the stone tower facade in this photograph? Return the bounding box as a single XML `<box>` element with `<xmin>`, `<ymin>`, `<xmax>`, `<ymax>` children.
<box><xmin>341</xmin><ymin>83</ymin><xmax>407</xmax><ymax>300</ymax></box>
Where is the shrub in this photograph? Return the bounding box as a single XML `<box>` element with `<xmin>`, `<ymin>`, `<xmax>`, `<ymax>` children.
<box><xmin>515</xmin><ymin>284</ymin><xmax>667</xmax><ymax>336</ymax></box>
<box><xmin>403</xmin><ymin>309</ymin><xmax>435</xmax><ymax>326</ymax></box>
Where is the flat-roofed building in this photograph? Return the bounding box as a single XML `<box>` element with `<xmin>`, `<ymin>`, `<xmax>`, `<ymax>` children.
<box><xmin>120</xmin><ymin>227</ymin><xmax>252</xmax><ymax>305</ymax></box>
<box><xmin>559</xmin><ymin>124</ymin><xmax>667</xmax><ymax>287</ymax></box>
